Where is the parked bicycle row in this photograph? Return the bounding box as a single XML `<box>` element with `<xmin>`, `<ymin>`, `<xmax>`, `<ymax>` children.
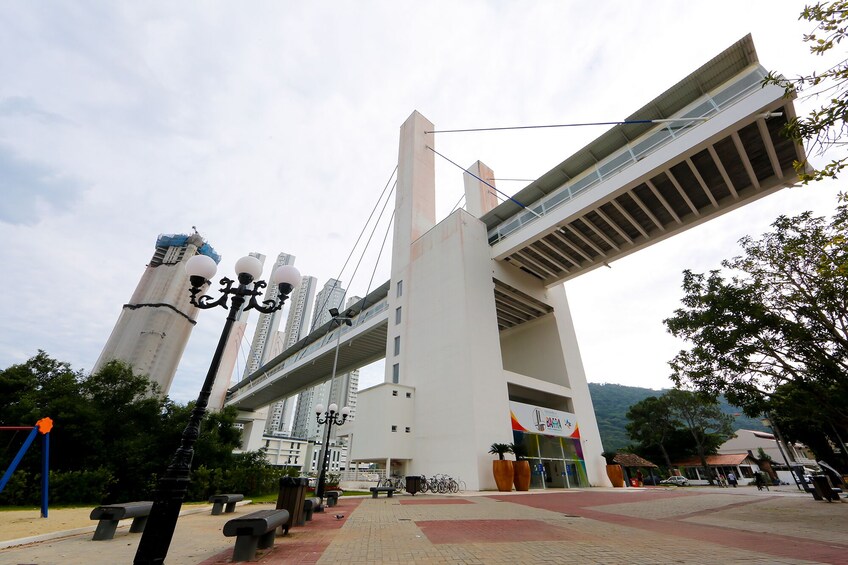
<box><xmin>376</xmin><ymin>474</ymin><xmax>466</xmax><ymax>494</ymax></box>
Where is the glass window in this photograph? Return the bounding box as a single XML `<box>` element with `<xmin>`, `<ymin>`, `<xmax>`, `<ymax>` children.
<box><xmin>632</xmin><ymin>128</ymin><xmax>672</xmax><ymax>159</ymax></box>
<box><xmin>394</xmin><ymin>336</ymin><xmax>400</xmax><ymax>356</ymax></box>
<box><xmin>395</xmin><ymin>307</ymin><xmax>402</xmax><ymax>325</ymax></box>
<box><xmin>538</xmin><ymin>435</ymin><xmax>564</xmax><ymax>459</ymax></box>
<box><xmin>597</xmin><ymin>150</ymin><xmax>634</xmax><ymax>178</ymax></box>
<box><xmin>568</xmin><ymin>172</ymin><xmax>600</xmax><ymax>197</ymax></box>
<box><xmin>392</xmin><ymin>363</ymin><xmax>399</xmax><ymax>383</ymax></box>
<box><xmin>396</xmin><ymin>280</ymin><xmax>403</xmax><ymax>297</ymax></box>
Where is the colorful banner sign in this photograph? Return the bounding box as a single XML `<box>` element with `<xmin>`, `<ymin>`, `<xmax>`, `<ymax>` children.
<box><xmin>510</xmin><ymin>401</ymin><xmax>579</xmax><ymax>439</ymax></box>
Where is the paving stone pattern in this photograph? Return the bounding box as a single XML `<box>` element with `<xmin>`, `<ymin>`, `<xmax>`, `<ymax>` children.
<box><xmin>2</xmin><ymin>489</ymin><xmax>845</xmax><ymax>564</ymax></box>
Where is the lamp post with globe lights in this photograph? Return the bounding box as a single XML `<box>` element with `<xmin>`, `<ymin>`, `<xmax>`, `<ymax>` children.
<box><xmin>314</xmin><ymin>402</ymin><xmax>350</xmax><ymax>501</ymax></box>
<box><xmin>312</xmin><ymin>307</ymin><xmax>353</xmax><ymax>504</ymax></box>
<box><xmin>134</xmin><ymin>254</ymin><xmax>300</xmax><ymax>565</ymax></box>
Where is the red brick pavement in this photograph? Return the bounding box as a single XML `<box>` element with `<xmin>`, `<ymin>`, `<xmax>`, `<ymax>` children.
<box><xmin>197</xmin><ymin>498</ymin><xmax>362</xmax><ymax>565</ymax></box>
<box><xmin>493</xmin><ymin>491</ymin><xmax>848</xmax><ymax>565</ymax></box>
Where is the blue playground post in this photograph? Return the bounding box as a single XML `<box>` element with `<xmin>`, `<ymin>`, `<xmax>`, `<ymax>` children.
<box><xmin>0</xmin><ymin>417</ymin><xmax>53</xmax><ymax>518</ymax></box>
<box><xmin>0</xmin><ymin>426</ymin><xmax>38</xmax><ymax>492</ymax></box>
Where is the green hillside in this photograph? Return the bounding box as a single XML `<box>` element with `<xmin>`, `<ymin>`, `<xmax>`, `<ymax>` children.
<box><xmin>587</xmin><ymin>382</ymin><xmax>767</xmax><ymax>453</ymax></box>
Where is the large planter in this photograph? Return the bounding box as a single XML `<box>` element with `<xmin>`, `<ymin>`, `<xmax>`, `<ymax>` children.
<box><xmin>606</xmin><ymin>464</ymin><xmax>625</xmax><ymax>488</ymax></box>
<box><xmin>493</xmin><ymin>460</ymin><xmax>515</xmax><ymax>492</ymax></box>
<box><xmin>513</xmin><ymin>460</ymin><xmax>531</xmax><ymax>491</ymax></box>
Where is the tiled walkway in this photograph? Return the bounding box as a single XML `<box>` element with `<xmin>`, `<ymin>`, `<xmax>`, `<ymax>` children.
<box><xmin>2</xmin><ymin>488</ymin><xmax>845</xmax><ymax>564</ymax></box>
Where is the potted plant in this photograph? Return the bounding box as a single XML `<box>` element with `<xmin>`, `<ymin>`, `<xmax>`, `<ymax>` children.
<box><xmin>509</xmin><ymin>442</ymin><xmax>531</xmax><ymax>491</ymax></box>
<box><xmin>602</xmin><ymin>451</ymin><xmax>625</xmax><ymax>488</ymax></box>
<box><xmin>489</xmin><ymin>442</ymin><xmax>514</xmax><ymax>492</ymax></box>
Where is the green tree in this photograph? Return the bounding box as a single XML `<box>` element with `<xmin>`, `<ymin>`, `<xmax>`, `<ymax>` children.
<box><xmin>664</xmin><ymin>206</ymin><xmax>848</xmax><ymax>446</ymax></box>
<box><xmin>625</xmin><ymin>396</ymin><xmax>678</xmax><ymax>470</ymax></box>
<box><xmin>665</xmin><ymin>389</ymin><xmax>734</xmax><ymax>485</ymax></box>
<box><xmin>0</xmin><ymin>353</ymin><xmax>258</xmax><ymax>502</ymax></box>
<box><xmin>765</xmin><ymin>1</ymin><xmax>848</xmax><ymax>182</ymax></box>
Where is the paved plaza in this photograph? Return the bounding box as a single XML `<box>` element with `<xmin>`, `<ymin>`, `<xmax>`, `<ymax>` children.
<box><xmin>1</xmin><ymin>486</ymin><xmax>845</xmax><ymax>564</ymax></box>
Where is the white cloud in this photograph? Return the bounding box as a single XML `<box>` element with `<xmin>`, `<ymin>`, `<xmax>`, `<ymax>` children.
<box><xmin>0</xmin><ymin>1</ymin><xmax>842</xmax><ymax>403</ymax></box>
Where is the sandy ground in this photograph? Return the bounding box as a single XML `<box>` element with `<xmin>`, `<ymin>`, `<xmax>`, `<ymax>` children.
<box><xmin>0</xmin><ymin>503</ymin><xmax>216</xmax><ymax>543</ymax></box>
<box><xmin>0</xmin><ymin>507</ymin><xmax>95</xmax><ymax>541</ymax></box>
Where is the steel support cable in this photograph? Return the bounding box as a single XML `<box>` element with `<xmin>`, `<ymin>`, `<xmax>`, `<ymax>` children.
<box><xmin>333</xmin><ymin>180</ymin><xmax>397</xmax><ymax>313</ymax></box>
<box><xmin>426</xmin><ymin>145</ymin><xmax>541</xmax><ymax>219</ymax></box>
<box><xmin>424</xmin><ymin>117</ymin><xmax>715</xmax><ymax>134</ymax></box>
<box><xmin>308</xmin><ymin>166</ymin><xmax>398</xmax><ymax>334</ymax></box>
<box><xmin>448</xmin><ymin>192</ymin><xmax>466</xmax><ymax>215</ymax></box>
<box><xmin>354</xmin><ymin>206</ymin><xmax>396</xmax><ymax>315</ymax></box>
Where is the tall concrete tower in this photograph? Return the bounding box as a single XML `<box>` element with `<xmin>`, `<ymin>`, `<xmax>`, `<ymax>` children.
<box><xmin>93</xmin><ymin>231</ymin><xmax>220</xmax><ymax>395</ymax></box>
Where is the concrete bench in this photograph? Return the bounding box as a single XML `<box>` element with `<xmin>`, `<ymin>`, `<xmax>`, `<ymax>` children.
<box><xmin>209</xmin><ymin>493</ymin><xmax>244</xmax><ymax>515</ymax></box>
<box><xmin>370</xmin><ymin>486</ymin><xmax>395</xmax><ymax>498</ymax></box>
<box><xmin>223</xmin><ymin>508</ymin><xmax>290</xmax><ymax>562</ymax></box>
<box><xmin>90</xmin><ymin>501</ymin><xmax>153</xmax><ymax>540</ymax></box>
<box><xmin>303</xmin><ymin>497</ymin><xmax>322</xmax><ymax>521</ymax></box>
<box><xmin>810</xmin><ymin>475</ymin><xmax>843</xmax><ymax>502</ymax></box>
<box><xmin>326</xmin><ymin>490</ymin><xmax>340</xmax><ymax>507</ymax></box>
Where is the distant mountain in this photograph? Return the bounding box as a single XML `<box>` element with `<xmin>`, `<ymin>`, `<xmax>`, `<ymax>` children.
<box><xmin>587</xmin><ymin>382</ymin><xmax>767</xmax><ymax>453</ymax></box>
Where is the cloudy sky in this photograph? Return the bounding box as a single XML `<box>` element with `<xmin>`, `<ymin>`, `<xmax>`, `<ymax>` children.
<box><xmin>1</xmin><ymin>1</ymin><xmax>843</xmax><ymax>404</ymax></box>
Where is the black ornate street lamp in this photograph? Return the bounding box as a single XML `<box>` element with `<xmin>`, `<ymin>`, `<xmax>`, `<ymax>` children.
<box><xmin>312</xmin><ymin>307</ymin><xmax>352</xmax><ymax>503</ymax></box>
<box><xmin>314</xmin><ymin>402</ymin><xmax>350</xmax><ymax>501</ymax></box>
<box><xmin>134</xmin><ymin>254</ymin><xmax>300</xmax><ymax>565</ymax></box>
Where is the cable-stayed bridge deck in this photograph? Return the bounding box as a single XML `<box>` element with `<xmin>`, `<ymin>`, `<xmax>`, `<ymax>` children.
<box><xmin>227</xmin><ymin>35</ymin><xmax>803</xmax><ymax>412</ymax></box>
<box><xmin>485</xmin><ymin>35</ymin><xmax>801</xmax><ymax>287</ymax></box>
<box><xmin>226</xmin><ymin>282</ymin><xmax>389</xmax><ymax>411</ymax></box>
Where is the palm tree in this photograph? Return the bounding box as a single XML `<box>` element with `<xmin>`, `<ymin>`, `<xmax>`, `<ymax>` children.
<box><xmin>489</xmin><ymin>442</ymin><xmax>511</xmax><ymax>460</ymax></box>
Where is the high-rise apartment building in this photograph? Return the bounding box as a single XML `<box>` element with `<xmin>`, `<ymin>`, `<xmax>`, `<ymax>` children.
<box><xmin>310</xmin><ymin>278</ymin><xmax>346</xmax><ymax>331</ymax></box>
<box><xmin>291</xmin><ymin>280</ymin><xmax>359</xmax><ymax>441</ymax></box>
<box><xmin>243</xmin><ymin>253</ymin><xmax>296</xmax><ymax>380</ymax></box>
<box><xmin>264</xmin><ymin>274</ymin><xmax>318</xmax><ymax>435</ymax></box>
<box><xmin>93</xmin><ymin>231</ymin><xmax>219</xmax><ymax>395</ymax></box>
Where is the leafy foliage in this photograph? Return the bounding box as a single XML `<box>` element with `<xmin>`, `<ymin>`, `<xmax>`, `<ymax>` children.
<box><xmin>624</xmin><ymin>389</ymin><xmax>733</xmax><ymax>478</ymax></box>
<box><xmin>488</xmin><ymin>443</ymin><xmax>510</xmax><ymax>460</ymax></box>
<box><xmin>664</xmin><ymin>207</ymin><xmax>848</xmax><ymax>449</ymax></box>
<box><xmin>0</xmin><ymin>352</ymin><xmax>272</xmax><ymax>504</ymax></box>
<box><xmin>764</xmin><ymin>1</ymin><xmax>848</xmax><ymax>182</ymax></box>
<box><xmin>588</xmin><ymin>383</ymin><xmax>762</xmax><ymax>454</ymax></box>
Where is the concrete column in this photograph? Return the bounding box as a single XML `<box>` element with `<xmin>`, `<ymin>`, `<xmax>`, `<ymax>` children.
<box><xmin>208</xmin><ymin>320</ymin><xmax>247</xmax><ymax>411</ymax></box>
<box><xmin>385</xmin><ymin>110</ymin><xmax>436</xmax><ymax>386</ymax></box>
<box><xmin>239</xmin><ymin>407</ymin><xmax>269</xmax><ymax>452</ymax></box>
<box><xmin>547</xmin><ymin>284</ymin><xmax>611</xmax><ymax>487</ymax></box>
<box><xmin>463</xmin><ymin>161</ymin><xmax>499</xmax><ymax>218</ymax></box>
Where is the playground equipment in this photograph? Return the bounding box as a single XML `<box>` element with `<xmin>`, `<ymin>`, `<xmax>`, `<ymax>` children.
<box><xmin>0</xmin><ymin>417</ymin><xmax>53</xmax><ymax>517</ymax></box>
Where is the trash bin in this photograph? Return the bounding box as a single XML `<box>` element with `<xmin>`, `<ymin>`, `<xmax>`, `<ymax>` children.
<box><xmin>276</xmin><ymin>476</ymin><xmax>309</xmax><ymax>529</ymax></box>
<box><xmin>406</xmin><ymin>475</ymin><xmax>424</xmax><ymax>496</ymax></box>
